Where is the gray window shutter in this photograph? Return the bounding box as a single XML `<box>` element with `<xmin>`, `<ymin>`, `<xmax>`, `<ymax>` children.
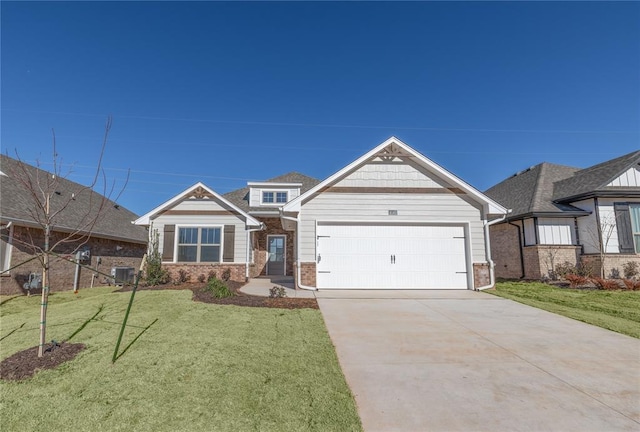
<box><xmin>162</xmin><ymin>225</ymin><xmax>175</xmax><ymax>261</ymax></box>
<box><xmin>223</xmin><ymin>225</ymin><xmax>235</xmax><ymax>262</ymax></box>
<box><xmin>614</xmin><ymin>203</ymin><xmax>635</xmax><ymax>253</ymax></box>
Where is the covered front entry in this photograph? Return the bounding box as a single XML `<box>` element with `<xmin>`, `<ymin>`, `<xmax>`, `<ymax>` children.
<box><xmin>316</xmin><ymin>222</ymin><xmax>469</xmax><ymax>289</ymax></box>
<box><xmin>266</xmin><ymin>235</ymin><xmax>286</xmax><ymax>275</ymax></box>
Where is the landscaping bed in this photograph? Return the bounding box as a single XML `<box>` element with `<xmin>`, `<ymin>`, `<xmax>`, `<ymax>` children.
<box><xmin>0</xmin><ymin>342</ymin><xmax>85</xmax><ymax>381</ymax></box>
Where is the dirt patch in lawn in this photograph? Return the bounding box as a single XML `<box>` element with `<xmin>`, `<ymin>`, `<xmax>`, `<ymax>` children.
<box><xmin>117</xmin><ymin>282</ymin><xmax>318</xmax><ymax>310</ymax></box>
<box><xmin>1</xmin><ymin>342</ymin><xmax>86</xmax><ymax>381</ymax></box>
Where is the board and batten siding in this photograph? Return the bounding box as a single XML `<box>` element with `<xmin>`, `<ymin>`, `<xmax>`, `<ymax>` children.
<box><xmin>537</xmin><ymin>218</ymin><xmax>575</xmax><ymax>245</ymax></box>
<box><xmin>607</xmin><ymin>168</ymin><xmax>640</xmax><ymax>187</ymax></box>
<box><xmin>574</xmin><ymin>197</ymin><xmax>640</xmax><ymax>254</ymax></box>
<box><xmin>298</xmin><ymin>192</ymin><xmax>485</xmax><ymax>262</ymax></box>
<box><xmin>152</xmin><ymin>198</ymin><xmax>248</xmax><ymax>263</ymax></box>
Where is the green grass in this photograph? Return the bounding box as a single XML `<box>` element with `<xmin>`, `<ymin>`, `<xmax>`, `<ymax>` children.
<box><xmin>488</xmin><ymin>281</ymin><xmax>640</xmax><ymax>338</ymax></box>
<box><xmin>0</xmin><ymin>287</ymin><xmax>362</xmax><ymax>432</ymax></box>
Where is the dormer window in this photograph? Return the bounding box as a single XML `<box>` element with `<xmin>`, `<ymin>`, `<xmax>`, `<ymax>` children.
<box><xmin>262</xmin><ymin>191</ymin><xmax>288</xmax><ymax>204</ymax></box>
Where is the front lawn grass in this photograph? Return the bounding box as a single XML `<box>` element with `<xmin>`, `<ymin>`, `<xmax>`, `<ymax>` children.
<box><xmin>0</xmin><ymin>287</ymin><xmax>362</xmax><ymax>431</ymax></box>
<box><xmin>489</xmin><ymin>281</ymin><xmax>640</xmax><ymax>338</ymax></box>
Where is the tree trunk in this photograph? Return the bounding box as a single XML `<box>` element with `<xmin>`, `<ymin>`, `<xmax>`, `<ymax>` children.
<box><xmin>38</xmin><ymin>219</ymin><xmax>51</xmax><ymax>357</ymax></box>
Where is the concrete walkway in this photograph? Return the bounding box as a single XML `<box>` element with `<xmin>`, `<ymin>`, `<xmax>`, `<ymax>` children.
<box><xmin>239</xmin><ymin>276</ymin><xmax>316</xmax><ymax>298</ymax></box>
<box><xmin>317</xmin><ymin>290</ymin><xmax>640</xmax><ymax>432</ymax></box>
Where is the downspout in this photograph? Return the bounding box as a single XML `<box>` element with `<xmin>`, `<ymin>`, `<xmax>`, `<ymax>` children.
<box><xmin>280</xmin><ymin>211</ymin><xmax>318</xmax><ymax>291</ymax></box>
<box><xmin>245</xmin><ymin>223</ymin><xmax>265</xmax><ymax>280</ymax></box>
<box><xmin>475</xmin><ymin>211</ymin><xmax>509</xmax><ymax>291</ymax></box>
<box><xmin>507</xmin><ymin>220</ymin><xmax>525</xmax><ymax>279</ymax></box>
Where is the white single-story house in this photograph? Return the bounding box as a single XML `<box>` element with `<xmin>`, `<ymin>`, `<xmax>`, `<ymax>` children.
<box><xmin>135</xmin><ymin>137</ymin><xmax>508</xmax><ymax>290</ymax></box>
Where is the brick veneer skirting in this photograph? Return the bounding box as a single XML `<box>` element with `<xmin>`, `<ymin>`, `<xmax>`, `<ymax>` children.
<box><xmin>473</xmin><ymin>263</ymin><xmax>491</xmax><ymax>289</ymax></box>
<box><xmin>163</xmin><ymin>263</ymin><xmax>247</xmax><ymax>284</ymax></box>
<box><xmin>297</xmin><ymin>262</ymin><xmax>316</xmax><ymax>288</ymax></box>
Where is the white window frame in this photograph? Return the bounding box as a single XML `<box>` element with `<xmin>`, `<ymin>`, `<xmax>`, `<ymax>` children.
<box><xmin>175</xmin><ymin>225</ymin><xmax>223</xmax><ymax>263</ymax></box>
<box><xmin>261</xmin><ymin>190</ymin><xmax>288</xmax><ymax>205</ymax></box>
<box><xmin>630</xmin><ymin>203</ymin><xmax>640</xmax><ymax>253</ymax></box>
<box><xmin>0</xmin><ymin>224</ymin><xmax>13</xmax><ymax>275</ymax></box>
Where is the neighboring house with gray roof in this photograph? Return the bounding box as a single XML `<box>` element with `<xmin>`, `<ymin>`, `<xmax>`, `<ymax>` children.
<box><xmin>485</xmin><ymin>150</ymin><xmax>640</xmax><ymax>279</ymax></box>
<box><xmin>135</xmin><ymin>137</ymin><xmax>508</xmax><ymax>290</ymax></box>
<box><xmin>0</xmin><ymin>155</ymin><xmax>148</xmax><ymax>294</ymax></box>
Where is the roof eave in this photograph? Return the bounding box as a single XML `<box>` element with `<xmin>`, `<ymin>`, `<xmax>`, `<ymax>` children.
<box><xmin>555</xmin><ymin>189</ymin><xmax>640</xmax><ymax>204</ymax></box>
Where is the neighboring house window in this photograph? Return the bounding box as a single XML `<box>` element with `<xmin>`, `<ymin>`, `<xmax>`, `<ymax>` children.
<box><xmin>0</xmin><ymin>225</ymin><xmax>12</xmax><ymax>274</ymax></box>
<box><xmin>630</xmin><ymin>204</ymin><xmax>640</xmax><ymax>252</ymax></box>
<box><xmin>262</xmin><ymin>191</ymin><xmax>288</xmax><ymax>204</ymax></box>
<box><xmin>177</xmin><ymin>227</ymin><xmax>221</xmax><ymax>262</ymax></box>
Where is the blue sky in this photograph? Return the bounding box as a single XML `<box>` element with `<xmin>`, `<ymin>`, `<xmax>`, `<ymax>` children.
<box><xmin>2</xmin><ymin>2</ymin><xmax>638</xmax><ymax>216</ymax></box>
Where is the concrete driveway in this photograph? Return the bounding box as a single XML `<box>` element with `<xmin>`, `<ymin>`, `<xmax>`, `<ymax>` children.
<box><xmin>316</xmin><ymin>290</ymin><xmax>640</xmax><ymax>432</ymax></box>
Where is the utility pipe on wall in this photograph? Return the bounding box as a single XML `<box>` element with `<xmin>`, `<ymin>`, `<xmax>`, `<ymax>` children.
<box><xmin>280</xmin><ymin>212</ymin><xmax>318</xmax><ymax>291</ymax></box>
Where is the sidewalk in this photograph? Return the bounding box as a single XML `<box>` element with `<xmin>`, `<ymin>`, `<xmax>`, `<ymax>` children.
<box><xmin>239</xmin><ymin>276</ymin><xmax>316</xmax><ymax>298</ymax></box>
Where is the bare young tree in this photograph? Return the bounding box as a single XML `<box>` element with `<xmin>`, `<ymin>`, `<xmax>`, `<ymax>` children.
<box><xmin>584</xmin><ymin>212</ymin><xmax>618</xmax><ymax>279</ymax></box>
<box><xmin>7</xmin><ymin>116</ymin><xmax>129</xmax><ymax>357</ymax></box>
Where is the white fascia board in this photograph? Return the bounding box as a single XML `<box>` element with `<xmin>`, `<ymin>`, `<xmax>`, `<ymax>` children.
<box><xmin>283</xmin><ymin>136</ymin><xmax>508</xmax><ymax>215</ymax></box>
<box><xmin>247</xmin><ymin>182</ymin><xmax>303</xmax><ymax>187</ymax></box>
<box><xmin>134</xmin><ymin>182</ymin><xmax>262</xmax><ymax>227</ymax></box>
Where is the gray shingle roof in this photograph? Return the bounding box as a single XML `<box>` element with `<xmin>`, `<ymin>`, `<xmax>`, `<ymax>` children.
<box><xmin>223</xmin><ymin>172</ymin><xmax>320</xmax><ymax>213</ymax></box>
<box><xmin>484</xmin><ymin>150</ymin><xmax>640</xmax><ymax>220</ymax></box>
<box><xmin>552</xmin><ymin>150</ymin><xmax>640</xmax><ymax>202</ymax></box>
<box><xmin>1</xmin><ymin>155</ymin><xmax>147</xmax><ymax>244</ymax></box>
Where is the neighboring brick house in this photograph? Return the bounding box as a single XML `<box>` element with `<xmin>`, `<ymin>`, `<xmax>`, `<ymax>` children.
<box><xmin>0</xmin><ymin>155</ymin><xmax>148</xmax><ymax>295</ymax></box>
<box><xmin>485</xmin><ymin>150</ymin><xmax>640</xmax><ymax>279</ymax></box>
<box><xmin>136</xmin><ymin>137</ymin><xmax>507</xmax><ymax>290</ymax></box>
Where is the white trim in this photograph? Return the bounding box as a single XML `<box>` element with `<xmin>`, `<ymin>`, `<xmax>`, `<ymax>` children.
<box><xmin>134</xmin><ymin>182</ymin><xmax>261</xmax><ymax>227</ymax></box>
<box><xmin>261</xmin><ymin>190</ymin><xmax>289</xmax><ymax>205</ymax></box>
<box><xmin>173</xmin><ymin>224</ymin><xmax>224</xmax><ymax>264</ymax></box>
<box><xmin>0</xmin><ymin>224</ymin><xmax>14</xmax><ymax>275</ymax></box>
<box><xmin>248</xmin><ymin>182</ymin><xmax>302</xmax><ymax>187</ymax></box>
<box><xmin>282</xmin><ymin>137</ymin><xmax>508</xmax><ymax>215</ymax></box>
<box><xmin>266</xmin><ymin>234</ymin><xmax>287</xmax><ymax>276</ymax></box>
<box><xmin>314</xmin><ymin>220</ymin><xmax>472</xmax><ymax>289</ymax></box>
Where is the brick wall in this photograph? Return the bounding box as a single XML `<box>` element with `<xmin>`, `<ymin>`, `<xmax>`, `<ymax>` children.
<box><xmin>251</xmin><ymin>217</ymin><xmax>294</xmax><ymax>276</ymax></box>
<box><xmin>163</xmin><ymin>263</ymin><xmax>247</xmax><ymax>283</ymax></box>
<box><xmin>297</xmin><ymin>262</ymin><xmax>316</xmax><ymax>288</ymax></box>
<box><xmin>490</xmin><ymin>223</ymin><xmax>523</xmax><ymax>279</ymax></box>
<box><xmin>1</xmin><ymin>225</ymin><xmax>146</xmax><ymax>295</ymax></box>
<box><xmin>581</xmin><ymin>254</ymin><xmax>640</xmax><ymax>279</ymax></box>
<box><xmin>473</xmin><ymin>263</ymin><xmax>491</xmax><ymax>288</ymax></box>
<box><xmin>522</xmin><ymin>245</ymin><xmax>580</xmax><ymax>280</ymax></box>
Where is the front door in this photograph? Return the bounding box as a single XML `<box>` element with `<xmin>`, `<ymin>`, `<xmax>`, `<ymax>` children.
<box><xmin>266</xmin><ymin>235</ymin><xmax>286</xmax><ymax>275</ymax></box>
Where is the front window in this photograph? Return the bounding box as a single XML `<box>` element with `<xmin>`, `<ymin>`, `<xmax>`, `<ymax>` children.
<box><xmin>262</xmin><ymin>191</ymin><xmax>288</xmax><ymax>204</ymax></box>
<box><xmin>630</xmin><ymin>204</ymin><xmax>640</xmax><ymax>252</ymax></box>
<box><xmin>177</xmin><ymin>227</ymin><xmax>221</xmax><ymax>262</ymax></box>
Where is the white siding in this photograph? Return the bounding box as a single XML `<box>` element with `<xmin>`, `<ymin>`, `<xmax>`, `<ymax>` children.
<box><xmin>335</xmin><ymin>161</ymin><xmax>451</xmax><ymax>188</ymax></box>
<box><xmin>249</xmin><ymin>187</ymin><xmax>300</xmax><ymax>207</ymax></box>
<box><xmin>574</xmin><ymin>197</ymin><xmax>640</xmax><ymax>254</ymax></box>
<box><xmin>523</xmin><ymin>218</ymin><xmax>536</xmax><ymax>246</ymax></box>
<box><xmin>152</xmin><ymin>198</ymin><xmax>248</xmax><ymax>263</ymax></box>
<box><xmin>537</xmin><ymin>218</ymin><xmax>575</xmax><ymax>245</ymax></box>
<box><xmin>607</xmin><ymin>168</ymin><xmax>640</xmax><ymax>187</ymax></box>
<box><xmin>299</xmin><ymin>192</ymin><xmax>484</xmax><ymax>262</ymax></box>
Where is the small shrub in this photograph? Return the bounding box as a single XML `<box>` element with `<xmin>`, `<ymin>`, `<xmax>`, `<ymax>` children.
<box><xmin>145</xmin><ymin>228</ymin><xmax>170</xmax><ymax>285</ymax></box>
<box><xmin>197</xmin><ymin>274</ymin><xmax>206</xmax><ymax>283</ymax></box>
<box><xmin>609</xmin><ymin>268</ymin><xmax>621</xmax><ymax>279</ymax></box>
<box><xmin>623</xmin><ymin>261</ymin><xmax>639</xmax><ymax>279</ymax></box>
<box><xmin>565</xmin><ymin>274</ymin><xmax>590</xmax><ymax>288</ymax></box>
<box><xmin>221</xmin><ymin>268</ymin><xmax>231</xmax><ymax>282</ymax></box>
<box><xmin>590</xmin><ymin>277</ymin><xmax>620</xmax><ymax>290</ymax></box>
<box><xmin>177</xmin><ymin>269</ymin><xmax>190</xmax><ymax>284</ymax></box>
<box><xmin>205</xmin><ymin>277</ymin><xmax>234</xmax><ymax>298</ymax></box>
<box><xmin>269</xmin><ymin>286</ymin><xmax>287</xmax><ymax>298</ymax></box>
<box><xmin>622</xmin><ymin>279</ymin><xmax>640</xmax><ymax>290</ymax></box>
<box><xmin>207</xmin><ymin>270</ymin><xmax>217</xmax><ymax>282</ymax></box>
<box><xmin>556</xmin><ymin>261</ymin><xmax>594</xmax><ymax>278</ymax></box>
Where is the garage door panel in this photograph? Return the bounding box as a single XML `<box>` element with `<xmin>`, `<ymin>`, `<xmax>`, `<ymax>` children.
<box><xmin>316</xmin><ymin>223</ymin><xmax>469</xmax><ymax>289</ymax></box>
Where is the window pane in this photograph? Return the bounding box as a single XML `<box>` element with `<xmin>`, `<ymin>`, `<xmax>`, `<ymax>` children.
<box><xmin>276</xmin><ymin>192</ymin><xmax>288</xmax><ymax>203</ymax></box>
<box><xmin>178</xmin><ymin>245</ymin><xmax>197</xmax><ymax>262</ymax></box>
<box><xmin>201</xmin><ymin>228</ymin><xmax>220</xmax><ymax>245</ymax></box>
<box><xmin>631</xmin><ymin>205</ymin><xmax>640</xmax><ymax>252</ymax></box>
<box><xmin>201</xmin><ymin>246</ymin><xmax>220</xmax><ymax>262</ymax></box>
<box><xmin>179</xmin><ymin>228</ymin><xmax>198</xmax><ymax>244</ymax></box>
<box><xmin>262</xmin><ymin>192</ymin><xmax>274</xmax><ymax>203</ymax></box>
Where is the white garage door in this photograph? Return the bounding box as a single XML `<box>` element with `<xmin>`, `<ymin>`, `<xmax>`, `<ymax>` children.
<box><xmin>316</xmin><ymin>223</ymin><xmax>468</xmax><ymax>289</ymax></box>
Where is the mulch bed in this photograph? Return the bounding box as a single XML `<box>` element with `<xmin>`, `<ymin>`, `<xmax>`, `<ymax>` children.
<box><xmin>0</xmin><ymin>342</ymin><xmax>86</xmax><ymax>381</ymax></box>
<box><xmin>116</xmin><ymin>281</ymin><xmax>318</xmax><ymax>310</ymax></box>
